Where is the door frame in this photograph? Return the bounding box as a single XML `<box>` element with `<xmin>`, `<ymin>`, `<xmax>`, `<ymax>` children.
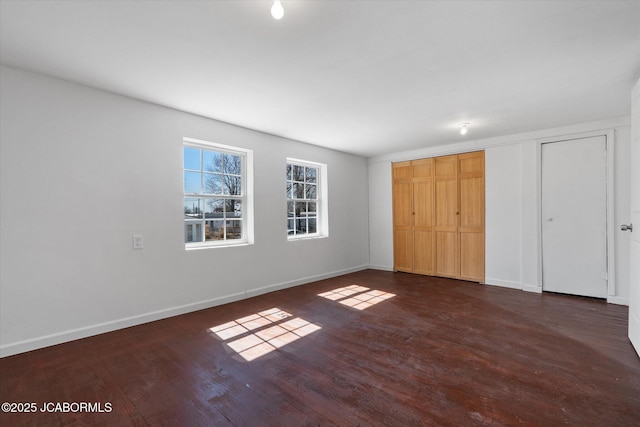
<box><xmin>536</xmin><ymin>129</ymin><xmax>616</xmax><ymax>301</ymax></box>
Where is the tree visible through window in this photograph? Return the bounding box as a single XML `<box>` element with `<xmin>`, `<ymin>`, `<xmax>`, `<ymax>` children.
<box><xmin>287</xmin><ymin>161</ymin><xmax>319</xmax><ymax>237</ymax></box>
<box><xmin>184</xmin><ymin>143</ymin><xmax>245</xmax><ymax>246</ymax></box>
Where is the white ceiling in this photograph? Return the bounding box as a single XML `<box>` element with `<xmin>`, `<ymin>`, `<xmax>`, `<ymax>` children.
<box><xmin>1</xmin><ymin>0</ymin><xmax>639</xmax><ymax>158</ymax></box>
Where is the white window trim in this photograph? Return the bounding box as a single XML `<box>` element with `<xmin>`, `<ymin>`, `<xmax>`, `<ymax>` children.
<box><xmin>287</xmin><ymin>158</ymin><xmax>328</xmax><ymax>241</ymax></box>
<box><xmin>184</xmin><ymin>137</ymin><xmax>254</xmax><ymax>249</ymax></box>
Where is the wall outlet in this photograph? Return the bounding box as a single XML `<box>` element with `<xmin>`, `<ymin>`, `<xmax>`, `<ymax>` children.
<box><xmin>132</xmin><ymin>235</ymin><xmax>144</xmax><ymax>250</ymax></box>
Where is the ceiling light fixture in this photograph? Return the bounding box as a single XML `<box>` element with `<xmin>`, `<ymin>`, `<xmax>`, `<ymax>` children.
<box><xmin>459</xmin><ymin>122</ymin><xmax>470</xmax><ymax>135</ymax></box>
<box><xmin>271</xmin><ymin>1</ymin><xmax>284</xmax><ymax>20</ymax></box>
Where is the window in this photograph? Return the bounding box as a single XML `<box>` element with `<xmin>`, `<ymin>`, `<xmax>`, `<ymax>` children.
<box><xmin>287</xmin><ymin>159</ymin><xmax>327</xmax><ymax>239</ymax></box>
<box><xmin>184</xmin><ymin>138</ymin><xmax>253</xmax><ymax>248</ymax></box>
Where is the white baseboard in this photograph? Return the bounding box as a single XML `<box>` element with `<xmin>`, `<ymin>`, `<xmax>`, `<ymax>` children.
<box><xmin>0</xmin><ymin>265</ymin><xmax>369</xmax><ymax>358</ymax></box>
<box><xmin>368</xmin><ymin>264</ymin><xmax>394</xmax><ymax>271</ymax></box>
<box><xmin>0</xmin><ymin>291</ymin><xmax>245</xmax><ymax>358</ymax></box>
<box><xmin>630</xmin><ymin>311</ymin><xmax>640</xmax><ymax>358</ymax></box>
<box><xmin>484</xmin><ymin>278</ymin><xmax>522</xmax><ymax>290</ymax></box>
<box><xmin>244</xmin><ymin>265</ymin><xmax>369</xmax><ymax>298</ymax></box>
<box><xmin>607</xmin><ymin>296</ymin><xmax>629</xmax><ymax>306</ymax></box>
<box><xmin>523</xmin><ymin>284</ymin><xmax>543</xmax><ymax>293</ymax></box>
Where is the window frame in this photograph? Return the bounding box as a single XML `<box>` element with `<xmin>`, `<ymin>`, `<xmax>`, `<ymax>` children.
<box><xmin>183</xmin><ymin>137</ymin><xmax>253</xmax><ymax>249</ymax></box>
<box><xmin>286</xmin><ymin>158</ymin><xmax>328</xmax><ymax>240</ymax></box>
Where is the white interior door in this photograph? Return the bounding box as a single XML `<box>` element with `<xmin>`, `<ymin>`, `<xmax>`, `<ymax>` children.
<box><xmin>541</xmin><ymin>136</ymin><xmax>608</xmax><ymax>298</ymax></box>
<box><xmin>628</xmin><ymin>79</ymin><xmax>640</xmax><ymax>356</ymax></box>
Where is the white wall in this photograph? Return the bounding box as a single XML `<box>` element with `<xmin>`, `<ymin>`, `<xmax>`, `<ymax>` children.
<box><xmin>368</xmin><ymin>117</ymin><xmax>631</xmax><ymax>303</ymax></box>
<box><xmin>0</xmin><ymin>65</ymin><xmax>370</xmax><ymax>357</ymax></box>
<box><xmin>368</xmin><ymin>161</ymin><xmax>393</xmax><ymax>271</ymax></box>
<box><xmin>485</xmin><ymin>144</ymin><xmax>522</xmax><ymax>289</ymax></box>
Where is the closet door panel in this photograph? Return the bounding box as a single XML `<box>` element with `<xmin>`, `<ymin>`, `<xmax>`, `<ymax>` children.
<box><xmin>413</xmin><ymin>180</ymin><xmax>433</xmax><ymax>228</ymax></box>
<box><xmin>435</xmin><ymin>155</ymin><xmax>459</xmax><ymax>278</ymax></box>
<box><xmin>413</xmin><ymin>159</ymin><xmax>434</xmax><ymax>274</ymax></box>
<box><xmin>460</xmin><ymin>232</ymin><xmax>484</xmax><ymax>281</ymax></box>
<box><xmin>436</xmin><ymin>231</ymin><xmax>459</xmax><ymax>277</ymax></box>
<box><xmin>435</xmin><ymin>179</ymin><xmax>458</xmax><ymax>228</ymax></box>
<box><xmin>393</xmin><ymin>162</ymin><xmax>413</xmax><ymax>271</ymax></box>
<box><xmin>412</xmin><ymin>158</ymin><xmax>433</xmax><ymax>179</ymax></box>
<box><xmin>414</xmin><ymin>230</ymin><xmax>434</xmax><ymax>274</ymax></box>
<box><xmin>458</xmin><ymin>151</ymin><xmax>485</xmax><ymax>282</ymax></box>
<box><xmin>393</xmin><ymin>181</ymin><xmax>412</xmax><ymax>227</ymax></box>
<box><xmin>459</xmin><ymin>175</ymin><xmax>484</xmax><ymax>232</ymax></box>
<box><xmin>393</xmin><ymin>161</ymin><xmax>412</xmax><ymax>180</ymax></box>
<box><xmin>394</xmin><ymin>230</ymin><xmax>413</xmax><ymax>272</ymax></box>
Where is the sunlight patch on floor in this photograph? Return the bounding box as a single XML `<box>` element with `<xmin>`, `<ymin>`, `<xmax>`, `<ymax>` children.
<box><xmin>318</xmin><ymin>285</ymin><xmax>370</xmax><ymax>300</ymax></box>
<box><xmin>318</xmin><ymin>285</ymin><xmax>396</xmax><ymax>310</ymax></box>
<box><xmin>209</xmin><ymin>308</ymin><xmax>321</xmax><ymax>361</ymax></box>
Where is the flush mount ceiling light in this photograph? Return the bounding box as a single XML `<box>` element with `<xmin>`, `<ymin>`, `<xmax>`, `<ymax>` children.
<box><xmin>271</xmin><ymin>1</ymin><xmax>284</xmax><ymax>20</ymax></box>
<box><xmin>459</xmin><ymin>122</ymin><xmax>470</xmax><ymax>135</ymax></box>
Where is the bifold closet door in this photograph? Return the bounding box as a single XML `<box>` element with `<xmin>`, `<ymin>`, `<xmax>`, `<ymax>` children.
<box><xmin>393</xmin><ymin>151</ymin><xmax>484</xmax><ymax>282</ymax></box>
<box><xmin>392</xmin><ymin>161</ymin><xmax>413</xmax><ymax>272</ymax></box>
<box><xmin>412</xmin><ymin>159</ymin><xmax>435</xmax><ymax>275</ymax></box>
<box><xmin>458</xmin><ymin>152</ymin><xmax>485</xmax><ymax>282</ymax></box>
<box><xmin>434</xmin><ymin>155</ymin><xmax>459</xmax><ymax>278</ymax></box>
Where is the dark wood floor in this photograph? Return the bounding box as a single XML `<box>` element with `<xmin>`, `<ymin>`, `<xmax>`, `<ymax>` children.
<box><xmin>1</xmin><ymin>270</ymin><xmax>639</xmax><ymax>426</ymax></box>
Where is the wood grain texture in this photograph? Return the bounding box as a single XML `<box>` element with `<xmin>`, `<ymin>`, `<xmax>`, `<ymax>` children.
<box><xmin>412</xmin><ymin>159</ymin><xmax>435</xmax><ymax>275</ymax></box>
<box><xmin>393</xmin><ymin>162</ymin><xmax>414</xmax><ymax>272</ymax></box>
<box><xmin>434</xmin><ymin>155</ymin><xmax>460</xmax><ymax>279</ymax></box>
<box><xmin>458</xmin><ymin>151</ymin><xmax>484</xmax><ymax>282</ymax></box>
<box><xmin>1</xmin><ymin>270</ymin><xmax>638</xmax><ymax>426</ymax></box>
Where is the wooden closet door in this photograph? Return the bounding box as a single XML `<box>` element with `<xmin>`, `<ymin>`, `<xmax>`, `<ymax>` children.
<box><xmin>393</xmin><ymin>161</ymin><xmax>413</xmax><ymax>272</ymax></box>
<box><xmin>412</xmin><ymin>159</ymin><xmax>435</xmax><ymax>274</ymax></box>
<box><xmin>459</xmin><ymin>152</ymin><xmax>485</xmax><ymax>282</ymax></box>
<box><xmin>434</xmin><ymin>155</ymin><xmax>459</xmax><ymax>278</ymax></box>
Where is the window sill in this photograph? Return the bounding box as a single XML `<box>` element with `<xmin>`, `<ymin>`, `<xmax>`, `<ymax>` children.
<box><xmin>185</xmin><ymin>241</ymin><xmax>252</xmax><ymax>251</ymax></box>
<box><xmin>287</xmin><ymin>234</ymin><xmax>328</xmax><ymax>242</ymax></box>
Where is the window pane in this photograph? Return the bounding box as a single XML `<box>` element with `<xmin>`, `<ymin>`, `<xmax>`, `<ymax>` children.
<box><xmin>293</xmin><ymin>165</ymin><xmax>304</xmax><ymax>181</ymax></box>
<box><xmin>205</xmin><ymin>199</ymin><xmax>224</xmax><ymax>219</ymax></box>
<box><xmin>288</xmin><ymin>219</ymin><xmax>295</xmax><ymax>234</ymax></box>
<box><xmin>308</xmin><ymin>218</ymin><xmax>317</xmax><ymax>234</ymax></box>
<box><xmin>184</xmin><ymin>147</ymin><xmax>201</xmax><ymax>170</ymax></box>
<box><xmin>184</xmin><ymin>198</ymin><xmax>203</xmax><ymax>219</ymax></box>
<box><xmin>295</xmin><ymin>201</ymin><xmax>306</xmax><ymax>216</ymax></box>
<box><xmin>308</xmin><ymin>202</ymin><xmax>317</xmax><ymax>214</ymax></box>
<box><xmin>205</xmin><ymin>220</ymin><xmax>225</xmax><ymax>241</ymax></box>
<box><xmin>286</xmin><ymin>164</ymin><xmax>292</xmax><ymax>180</ymax></box>
<box><xmin>305</xmin><ymin>184</ymin><xmax>317</xmax><ymax>200</ymax></box>
<box><xmin>296</xmin><ymin>218</ymin><xmax>307</xmax><ymax>233</ymax></box>
<box><xmin>305</xmin><ymin>167</ymin><xmax>317</xmax><ymax>183</ymax></box>
<box><xmin>293</xmin><ymin>182</ymin><xmax>304</xmax><ymax>199</ymax></box>
<box><xmin>204</xmin><ymin>173</ymin><xmax>223</xmax><ymax>194</ymax></box>
<box><xmin>184</xmin><ymin>171</ymin><xmax>201</xmax><ymax>193</ymax></box>
<box><xmin>203</xmin><ymin>150</ymin><xmax>223</xmax><ymax>173</ymax></box>
<box><xmin>225</xmin><ymin>199</ymin><xmax>242</xmax><ymax>218</ymax></box>
<box><xmin>226</xmin><ymin>220</ymin><xmax>242</xmax><ymax>240</ymax></box>
<box><xmin>185</xmin><ymin>223</ymin><xmax>203</xmax><ymax>243</ymax></box>
<box><xmin>225</xmin><ymin>175</ymin><xmax>242</xmax><ymax>196</ymax></box>
<box><xmin>287</xmin><ymin>201</ymin><xmax>294</xmax><ymax>217</ymax></box>
<box><xmin>222</xmin><ymin>154</ymin><xmax>240</xmax><ymax>175</ymax></box>
<box><xmin>286</xmin><ymin>182</ymin><xmax>292</xmax><ymax>199</ymax></box>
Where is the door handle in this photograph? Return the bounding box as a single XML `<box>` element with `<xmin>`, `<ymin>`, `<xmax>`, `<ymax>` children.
<box><xmin>621</xmin><ymin>223</ymin><xmax>633</xmax><ymax>232</ymax></box>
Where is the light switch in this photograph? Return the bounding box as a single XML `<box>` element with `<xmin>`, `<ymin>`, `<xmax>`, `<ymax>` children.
<box><xmin>132</xmin><ymin>235</ymin><xmax>144</xmax><ymax>250</ymax></box>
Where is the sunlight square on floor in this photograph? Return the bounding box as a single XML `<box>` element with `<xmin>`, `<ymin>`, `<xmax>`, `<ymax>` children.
<box><xmin>317</xmin><ymin>285</ymin><xmax>370</xmax><ymax>301</ymax></box>
<box><xmin>318</xmin><ymin>286</ymin><xmax>395</xmax><ymax>310</ymax></box>
<box><xmin>209</xmin><ymin>308</ymin><xmax>321</xmax><ymax>361</ymax></box>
